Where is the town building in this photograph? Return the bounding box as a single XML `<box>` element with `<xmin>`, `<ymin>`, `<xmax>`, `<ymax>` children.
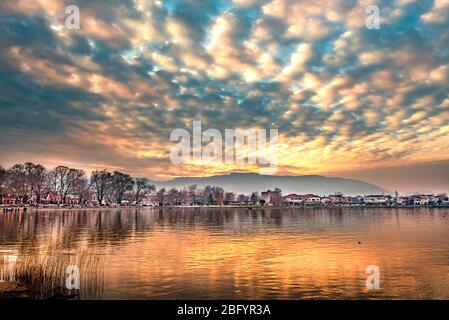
<box><xmin>303</xmin><ymin>194</ymin><xmax>321</xmax><ymax>205</ymax></box>
<box><xmin>363</xmin><ymin>195</ymin><xmax>389</xmax><ymax>205</ymax></box>
<box><xmin>261</xmin><ymin>190</ymin><xmax>283</xmax><ymax>205</ymax></box>
<box><xmin>283</xmin><ymin>194</ymin><xmax>304</xmax><ymax>205</ymax></box>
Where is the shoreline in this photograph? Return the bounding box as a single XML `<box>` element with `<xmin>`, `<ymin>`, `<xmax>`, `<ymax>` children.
<box><xmin>2</xmin><ymin>204</ymin><xmax>449</xmax><ymax>212</ymax></box>
<box><xmin>0</xmin><ymin>282</ymin><xmax>31</xmax><ymax>300</ymax></box>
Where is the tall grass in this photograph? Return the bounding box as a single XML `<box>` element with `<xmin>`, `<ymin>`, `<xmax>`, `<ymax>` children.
<box><xmin>1</xmin><ymin>246</ymin><xmax>105</xmax><ymax>300</ymax></box>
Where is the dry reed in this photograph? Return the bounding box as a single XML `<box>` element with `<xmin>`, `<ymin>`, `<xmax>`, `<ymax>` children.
<box><xmin>1</xmin><ymin>245</ymin><xmax>105</xmax><ymax>300</ymax></box>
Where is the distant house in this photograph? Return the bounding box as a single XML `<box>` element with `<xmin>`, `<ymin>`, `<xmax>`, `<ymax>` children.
<box><xmin>86</xmin><ymin>193</ymin><xmax>99</xmax><ymax>206</ymax></box>
<box><xmin>261</xmin><ymin>190</ymin><xmax>283</xmax><ymax>205</ymax></box>
<box><xmin>1</xmin><ymin>195</ymin><xmax>16</xmax><ymax>206</ymax></box>
<box><xmin>282</xmin><ymin>194</ymin><xmax>321</xmax><ymax>206</ymax></box>
<box><xmin>434</xmin><ymin>193</ymin><xmax>449</xmax><ymax>205</ymax></box>
<box><xmin>283</xmin><ymin>194</ymin><xmax>304</xmax><ymax>205</ymax></box>
<box><xmin>320</xmin><ymin>197</ymin><xmax>332</xmax><ymax>205</ymax></box>
<box><xmin>420</xmin><ymin>196</ymin><xmax>430</xmax><ymax>205</ymax></box>
<box><xmin>329</xmin><ymin>193</ymin><xmax>345</xmax><ymax>205</ymax></box>
<box><xmin>408</xmin><ymin>195</ymin><xmax>433</xmax><ymax>206</ymax></box>
<box><xmin>342</xmin><ymin>196</ymin><xmax>358</xmax><ymax>205</ymax></box>
<box><xmin>326</xmin><ymin>194</ymin><xmax>359</xmax><ymax>206</ymax></box>
<box><xmin>364</xmin><ymin>195</ymin><xmax>389</xmax><ymax>205</ymax></box>
<box><xmin>42</xmin><ymin>192</ymin><xmax>60</xmax><ymax>204</ymax></box>
<box><xmin>66</xmin><ymin>194</ymin><xmax>79</xmax><ymax>205</ymax></box>
<box><xmin>303</xmin><ymin>194</ymin><xmax>321</xmax><ymax>205</ymax></box>
<box><xmin>395</xmin><ymin>197</ymin><xmax>407</xmax><ymax>205</ymax></box>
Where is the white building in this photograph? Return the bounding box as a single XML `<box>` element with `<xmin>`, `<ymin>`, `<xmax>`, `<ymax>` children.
<box><xmin>303</xmin><ymin>194</ymin><xmax>321</xmax><ymax>205</ymax></box>
<box><xmin>364</xmin><ymin>195</ymin><xmax>388</xmax><ymax>205</ymax></box>
<box><xmin>283</xmin><ymin>194</ymin><xmax>304</xmax><ymax>205</ymax></box>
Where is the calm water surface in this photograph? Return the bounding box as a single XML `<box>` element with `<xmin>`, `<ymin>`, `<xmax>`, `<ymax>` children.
<box><xmin>1</xmin><ymin>207</ymin><xmax>449</xmax><ymax>299</ymax></box>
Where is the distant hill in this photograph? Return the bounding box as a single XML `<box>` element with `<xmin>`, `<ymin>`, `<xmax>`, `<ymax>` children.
<box><xmin>153</xmin><ymin>173</ymin><xmax>390</xmax><ymax>196</ymax></box>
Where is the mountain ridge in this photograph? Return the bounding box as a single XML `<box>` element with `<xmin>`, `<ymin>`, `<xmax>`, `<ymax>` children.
<box><xmin>151</xmin><ymin>173</ymin><xmax>390</xmax><ymax>196</ymax></box>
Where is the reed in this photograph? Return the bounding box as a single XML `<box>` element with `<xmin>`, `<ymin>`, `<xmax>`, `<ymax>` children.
<box><xmin>1</xmin><ymin>245</ymin><xmax>105</xmax><ymax>300</ymax></box>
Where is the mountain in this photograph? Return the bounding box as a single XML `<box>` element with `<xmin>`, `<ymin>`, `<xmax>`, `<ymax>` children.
<box><xmin>153</xmin><ymin>173</ymin><xmax>390</xmax><ymax>196</ymax></box>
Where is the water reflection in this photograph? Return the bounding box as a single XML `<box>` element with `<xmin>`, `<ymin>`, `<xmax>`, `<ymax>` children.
<box><xmin>1</xmin><ymin>207</ymin><xmax>449</xmax><ymax>299</ymax></box>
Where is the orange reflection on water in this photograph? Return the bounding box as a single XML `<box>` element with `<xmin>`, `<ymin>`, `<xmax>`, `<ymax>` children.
<box><xmin>1</xmin><ymin>208</ymin><xmax>449</xmax><ymax>299</ymax></box>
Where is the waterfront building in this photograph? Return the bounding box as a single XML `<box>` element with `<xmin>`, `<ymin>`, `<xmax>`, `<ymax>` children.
<box><xmin>261</xmin><ymin>190</ymin><xmax>283</xmax><ymax>205</ymax></box>
<box><xmin>303</xmin><ymin>194</ymin><xmax>321</xmax><ymax>205</ymax></box>
<box><xmin>283</xmin><ymin>194</ymin><xmax>304</xmax><ymax>205</ymax></box>
<box><xmin>364</xmin><ymin>195</ymin><xmax>389</xmax><ymax>205</ymax></box>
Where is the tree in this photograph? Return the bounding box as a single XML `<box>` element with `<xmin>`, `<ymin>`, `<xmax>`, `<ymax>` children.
<box><xmin>156</xmin><ymin>188</ymin><xmax>166</xmax><ymax>206</ymax></box>
<box><xmin>132</xmin><ymin>178</ymin><xmax>155</xmax><ymax>205</ymax></box>
<box><xmin>24</xmin><ymin>162</ymin><xmax>46</xmax><ymax>204</ymax></box>
<box><xmin>0</xmin><ymin>166</ymin><xmax>8</xmax><ymax>204</ymax></box>
<box><xmin>224</xmin><ymin>192</ymin><xmax>235</xmax><ymax>204</ymax></box>
<box><xmin>48</xmin><ymin>166</ymin><xmax>86</xmax><ymax>204</ymax></box>
<box><xmin>202</xmin><ymin>185</ymin><xmax>214</xmax><ymax>205</ymax></box>
<box><xmin>90</xmin><ymin>170</ymin><xmax>112</xmax><ymax>206</ymax></box>
<box><xmin>167</xmin><ymin>188</ymin><xmax>180</xmax><ymax>205</ymax></box>
<box><xmin>188</xmin><ymin>184</ymin><xmax>198</xmax><ymax>205</ymax></box>
<box><xmin>48</xmin><ymin>166</ymin><xmax>84</xmax><ymax>204</ymax></box>
<box><xmin>179</xmin><ymin>189</ymin><xmax>189</xmax><ymax>205</ymax></box>
<box><xmin>111</xmin><ymin>171</ymin><xmax>134</xmax><ymax>204</ymax></box>
<box><xmin>71</xmin><ymin>170</ymin><xmax>89</xmax><ymax>204</ymax></box>
<box><xmin>237</xmin><ymin>194</ymin><xmax>248</xmax><ymax>203</ymax></box>
<box><xmin>250</xmin><ymin>191</ymin><xmax>260</xmax><ymax>204</ymax></box>
<box><xmin>212</xmin><ymin>187</ymin><xmax>224</xmax><ymax>205</ymax></box>
<box><xmin>48</xmin><ymin>166</ymin><xmax>68</xmax><ymax>204</ymax></box>
<box><xmin>7</xmin><ymin>164</ymin><xmax>29</xmax><ymax>204</ymax></box>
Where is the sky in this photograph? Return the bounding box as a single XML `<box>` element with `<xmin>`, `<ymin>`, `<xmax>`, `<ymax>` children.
<box><xmin>0</xmin><ymin>0</ymin><xmax>448</xmax><ymax>193</ymax></box>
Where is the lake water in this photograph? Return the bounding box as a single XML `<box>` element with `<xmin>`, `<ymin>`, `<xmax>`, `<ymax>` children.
<box><xmin>1</xmin><ymin>207</ymin><xmax>449</xmax><ymax>299</ymax></box>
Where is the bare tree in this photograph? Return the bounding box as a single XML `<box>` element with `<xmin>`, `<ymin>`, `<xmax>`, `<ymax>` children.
<box><xmin>70</xmin><ymin>169</ymin><xmax>89</xmax><ymax>204</ymax></box>
<box><xmin>111</xmin><ymin>171</ymin><xmax>134</xmax><ymax>204</ymax></box>
<box><xmin>156</xmin><ymin>188</ymin><xmax>166</xmax><ymax>206</ymax></box>
<box><xmin>90</xmin><ymin>170</ymin><xmax>112</xmax><ymax>206</ymax></box>
<box><xmin>179</xmin><ymin>189</ymin><xmax>188</xmax><ymax>205</ymax></box>
<box><xmin>167</xmin><ymin>188</ymin><xmax>180</xmax><ymax>205</ymax></box>
<box><xmin>202</xmin><ymin>185</ymin><xmax>214</xmax><ymax>205</ymax></box>
<box><xmin>132</xmin><ymin>178</ymin><xmax>155</xmax><ymax>205</ymax></box>
<box><xmin>0</xmin><ymin>166</ymin><xmax>8</xmax><ymax>204</ymax></box>
<box><xmin>212</xmin><ymin>186</ymin><xmax>224</xmax><ymax>206</ymax></box>
<box><xmin>188</xmin><ymin>184</ymin><xmax>198</xmax><ymax>205</ymax></box>
<box><xmin>48</xmin><ymin>166</ymin><xmax>83</xmax><ymax>204</ymax></box>
<box><xmin>25</xmin><ymin>162</ymin><xmax>46</xmax><ymax>204</ymax></box>
<box><xmin>250</xmin><ymin>191</ymin><xmax>260</xmax><ymax>204</ymax></box>
<box><xmin>224</xmin><ymin>192</ymin><xmax>235</xmax><ymax>204</ymax></box>
<box><xmin>237</xmin><ymin>194</ymin><xmax>249</xmax><ymax>204</ymax></box>
<box><xmin>7</xmin><ymin>164</ymin><xmax>29</xmax><ymax>204</ymax></box>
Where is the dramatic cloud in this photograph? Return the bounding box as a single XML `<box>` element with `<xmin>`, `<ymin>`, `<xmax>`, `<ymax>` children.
<box><xmin>0</xmin><ymin>0</ymin><xmax>448</xmax><ymax>191</ymax></box>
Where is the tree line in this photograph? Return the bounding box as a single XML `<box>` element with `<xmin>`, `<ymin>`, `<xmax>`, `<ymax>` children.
<box><xmin>0</xmin><ymin>162</ymin><xmax>155</xmax><ymax>206</ymax></box>
<box><xmin>154</xmin><ymin>185</ymin><xmax>261</xmax><ymax>206</ymax></box>
<box><xmin>0</xmin><ymin>162</ymin><xmax>263</xmax><ymax>206</ymax></box>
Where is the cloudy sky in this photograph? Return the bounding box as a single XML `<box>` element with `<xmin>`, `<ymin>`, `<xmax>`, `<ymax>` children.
<box><xmin>0</xmin><ymin>0</ymin><xmax>448</xmax><ymax>192</ymax></box>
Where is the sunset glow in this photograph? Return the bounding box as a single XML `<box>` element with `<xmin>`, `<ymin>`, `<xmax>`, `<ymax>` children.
<box><xmin>1</xmin><ymin>0</ymin><xmax>449</xmax><ymax>192</ymax></box>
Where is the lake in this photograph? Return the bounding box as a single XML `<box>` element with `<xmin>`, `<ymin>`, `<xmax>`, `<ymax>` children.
<box><xmin>1</xmin><ymin>207</ymin><xmax>449</xmax><ymax>299</ymax></box>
